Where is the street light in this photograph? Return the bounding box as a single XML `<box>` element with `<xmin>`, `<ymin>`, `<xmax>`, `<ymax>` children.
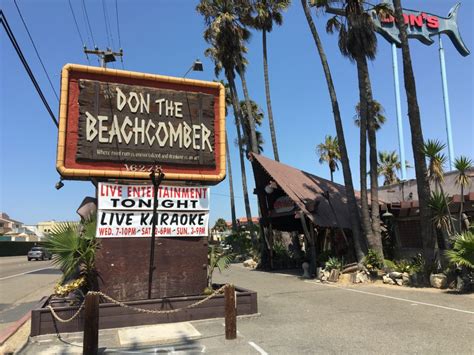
<box><xmin>183</xmin><ymin>59</ymin><xmax>204</xmax><ymax>77</ymax></box>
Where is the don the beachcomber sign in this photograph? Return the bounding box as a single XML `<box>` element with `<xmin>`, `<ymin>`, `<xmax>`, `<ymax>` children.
<box><xmin>56</xmin><ymin>64</ymin><xmax>226</xmax><ymax>183</ymax></box>
<box><xmin>97</xmin><ymin>182</ymin><xmax>210</xmax><ymax>238</ymax></box>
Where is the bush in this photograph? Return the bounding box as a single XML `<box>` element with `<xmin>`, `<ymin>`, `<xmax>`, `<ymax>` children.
<box><xmin>325</xmin><ymin>256</ymin><xmax>343</xmax><ymax>271</ymax></box>
<box><xmin>363</xmin><ymin>249</ymin><xmax>383</xmax><ymax>271</ymax></box>
<box><xmin>384</xmin><ymin>255</ymin><xmax>425</xmax><ymax>274</ymax></box>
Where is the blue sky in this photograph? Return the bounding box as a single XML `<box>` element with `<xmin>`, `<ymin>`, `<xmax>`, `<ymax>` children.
<box><xmin>1</xmin><ymin>0</ymin><xmax>473</xmax><ymax>226</ymax></box>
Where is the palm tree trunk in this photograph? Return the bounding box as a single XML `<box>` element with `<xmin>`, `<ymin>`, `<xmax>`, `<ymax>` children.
<box><xmin>459</xmin><ymin>184</ymin><xmax>464</xmax><ymax>232</ymax></box>
<box><xmin>228</xmin><ymin>75</ymin><xmax>257</xmax><ymax>245</ymax></box>
<box><xmin>226</xmin><ymin>132</ymin><xmax>237</xmax><ymax>231</ymax></box>
<box><xmin>262</xmin><ymin>29</ymin><xmax>280</xmax><ymax>162</ymax></box>
<box><xmin>330</xmin><ymin>167</ymin><xmax>334</xmax><ymax>182</ymax></box>
<box><xmin>301</xmin><ymin>0</ymin><xmax>365</xmax><ymax>262</ymax></box>
<box><xmin>355</xmin><ymin>57</ymin><xmax>373</xmax><ymax>252</ymax></box>
<box><xmin>237</xmin><ymin>62</ymin><xmax>259</xmax><ymax>155</ymax></box>
<box><xmin>393</xmin><ymin>0</ymin><xmax>434</xmax><ymax>263</ymax></box>
<box><xmin>357</xmin><ymin>55</ymin><xmax>384</xmax><ymax>258</ymax></box>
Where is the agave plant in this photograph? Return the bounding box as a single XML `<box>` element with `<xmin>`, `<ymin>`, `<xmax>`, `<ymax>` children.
<box><xmin>445</xmin><ymin>231</ymin><xmax>474</xmax><ymax>270</ymax></box>
<box><xmin>44</xmin><ymin>217</ymin><xmax>99</xmax><ymax>291</ymax></box>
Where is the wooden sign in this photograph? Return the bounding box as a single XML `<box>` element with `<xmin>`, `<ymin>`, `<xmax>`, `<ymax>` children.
<box><xmin>56</xmin><ymin>64</ymin><xmax>226</xmax><ymax>183</ymax></box>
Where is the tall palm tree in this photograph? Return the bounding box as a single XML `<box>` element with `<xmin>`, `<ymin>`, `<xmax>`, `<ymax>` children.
<box><xmin>239</xmin><ymin>100</ymin><xmax>265</xmax><ymax>154</ymax></box>
<box><xmin>219</xmin><ymin>82</ymin><xmax>238</xmax><ymax>232</ymax></box>
<box><xmin>320</xmin><ymin>0</ymin><xmax>388</xmax><ymax>259</ymax></box>
<box><xmin>454</xmin><ymin>156</ymin><xmax>473</xmax><ymax>232</ymax></box>
<box><xmin>317</xmin><ymin>135</ymin><xmax>340</xmax><ymax>182</ymax></box>
<box><xmin>201</xmin><ymin>49</ymin><xmax>256</xmax><ymax>245</ymax></box>
<box><xmin>392</xmin><ymin>0</ymin><xmax>434</xmax><ymax>264</ymax></box>
<box><xmin>378</xmin><ymin>151</ymin><xmax>401</xmax><ymax>186</ymax></box>
<box><xmin>301</xmin><ymin>0</ymin><xmax>365</xmax><ymax>262</ymax></box>
<box><xmin>198</xmin><ymin>0</ymin><xmax>259</xmax><ymax>155</ymax></box>
<box><xmin>243</xmin><ymin>0</ymin><xmax>290</xmax><ymax>162</ymax></box>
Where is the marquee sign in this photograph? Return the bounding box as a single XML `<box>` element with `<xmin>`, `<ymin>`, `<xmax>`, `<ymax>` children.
<box><xmin>96</xmin><ymin>182</ymin><xmax>210</xmax><ymax>238</ymax></box>
<box><xmin>56</xmin><ymin>64</ymin><xmax>226</xmax><ymax>183</ymax></box>
<box><xmin>369</xmin><ymin>1</ymin><xmax>470</xmax><ymax>57</ymax></box>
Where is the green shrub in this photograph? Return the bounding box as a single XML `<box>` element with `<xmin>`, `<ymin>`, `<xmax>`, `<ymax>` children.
<box><xmin>445</xmin><ymin>231</ymin><xmax>474</xmax><ymax>270</ymax></box>
<box><xmin>363</xmin><ymin>249</ymin><xmax>383</xmax><ymax>271</ymax></box>
<box><xmin>325</xmin><ymin>256</ymin><xmax>343</xmax><ymax>271</ymax></box>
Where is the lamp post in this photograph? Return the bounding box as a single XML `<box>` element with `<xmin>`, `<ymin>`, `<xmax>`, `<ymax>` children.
<box><xmin>183</xmin><ymin>59</ymin><xmax>203</xmax><ymax>77</ymax></box>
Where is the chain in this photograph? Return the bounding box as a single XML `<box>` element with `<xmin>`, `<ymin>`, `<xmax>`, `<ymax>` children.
<box><xmin>46</xmin><ymin>284</ymin><xmax>229</xmax><ymax>322</ymax></box>
<box><xmin>47</xmin><ymin>302</ymin><xmax>85</xmax><ymax>323</ymax></box>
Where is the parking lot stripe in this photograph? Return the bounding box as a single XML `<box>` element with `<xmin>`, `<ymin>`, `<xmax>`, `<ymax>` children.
<box><xmin>0</xmin><ymin>267</ymin><xmax>53</xmax><ymax>281</ymax></box>
<box><xmin>305</xmin><ymin>281</ymin><xmax>474</xmax><ymax>315</ymax></box>
<box><xmin>248</xmin><ymin>341</ymin><xmax>268</xmax><ymax>355</ymax></box>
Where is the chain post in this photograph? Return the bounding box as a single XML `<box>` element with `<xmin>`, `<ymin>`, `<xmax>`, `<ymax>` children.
<box><xmin>83</xmin><ymin>292</ymin><xmax>99</xmax><ymax>355</ymax></box>
<box><xmin>225</xmin><ymin>284</ymin><xmax>237</xmax><ymax>340</ymax></box>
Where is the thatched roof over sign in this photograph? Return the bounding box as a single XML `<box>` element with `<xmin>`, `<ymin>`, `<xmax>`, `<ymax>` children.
<box><xmin>251</xmin><ymin>154</ymin><xmax>361</xmax><ymax>229</ymax></box>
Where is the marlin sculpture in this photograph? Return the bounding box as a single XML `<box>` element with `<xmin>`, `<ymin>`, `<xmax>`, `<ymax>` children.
<box><xmin>325</xmin><ymin>0</ymin><xmax>470</xmax><ymax>57</ymax></box>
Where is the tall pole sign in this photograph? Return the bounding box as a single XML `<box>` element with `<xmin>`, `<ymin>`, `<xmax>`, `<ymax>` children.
<box><xmin>369</xmin><ymin>1</ymin><xmax>470</xmax><ymax>172</ymax></box>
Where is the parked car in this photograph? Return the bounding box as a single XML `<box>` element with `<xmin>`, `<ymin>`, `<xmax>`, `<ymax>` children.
<box><xmin>27</xmin><ymin>247</ymin><xmax>52</xmax><ymax>261</ymax></box>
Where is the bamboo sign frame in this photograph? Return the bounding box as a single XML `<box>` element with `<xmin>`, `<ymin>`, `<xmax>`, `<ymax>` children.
<box><xmin>56</xmin><ymin>64</ymin><xmax>226</xmax><ymax>183</ymax></box>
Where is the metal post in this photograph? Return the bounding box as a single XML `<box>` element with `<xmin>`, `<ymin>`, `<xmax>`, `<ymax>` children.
<box><xmin>147</xmin><ymin>167</ymin><xmax>165</xmax><ymax>299</ymax></box>
<box><xmin>391</xmin><ymin>43</ymin><xmax>407</xmax><ymax>180</ymax></box>
<box><xmin>225</xmin><ymin>284</ymin><xmax>237</xmax><ymax>340</ymax></box>
<box><xmin>83</xmin><ymin>293</ymin><xmax>99</xmax><ymax>355</ymax></box>
<box><xmin>439</xmin><ymin>36</ymin><xmax>455</xmax><ymax>170</ymax></box>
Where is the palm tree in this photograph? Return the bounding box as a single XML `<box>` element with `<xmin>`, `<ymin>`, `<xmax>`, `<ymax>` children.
<box><xmin>198</xmin><ymin>1</ymin><xmax>258</xmax><ymax>244</ymax></box>
<box><xmin>354</xmin><ymin>100</ymin><xmax>386</xmax><ymax>131</ymax></box>
<box><xmin>319</xmin><ymin>0</ymin><xmax>388</xmax><ymax>259</ymax></box>
<box><xmin>203</xmin><ymin>49</ymin><xmax>256</xmax><ymax>244</ymax></box>
<box><xmin>239</xmin><ymin>100</ymin><xmax>265</xmax><ymax>154</ymax></box>
<box><xmin>44</xmin><ymin>217</ymin><xmax>99</xmax><ymax>291</ymax></box>
<box><xmin>316</xmin><ymin>135</ymin><xmax>340</xmax><ymax>182</ymax></box>
<box><xmin>220</xmin><ymin>81</ymin><xmax>238</xmax><ymax>232</ymax></box>
<box><xmin>301</xmin><ymin>0</ymin><xmax>365</xmax><ymax>262</ymax></box>
<box><xmin>197</xmin><ymin>0</ymin><xmax>259</xmax><ymax>155</ymax></box>
<box><xmin>392</xmin><ymin>0</ymin><xmax>434</xmax><ymax>264</ymax></box>
<box><xmin>378</xmin><ymin>151</ymin><xmax>401</xmax><ymax>186</ymax></box>
<box><xmin>243</xmin><ymin>0</ymin><xmax>290</xmax><ymax>162</ymax></box>
<box><xmin>454</xmin><ymin>156</ymin><xmax>473</xmax><ymax>232</ymax></box>
<box><xmin>445</xmin><ymin>231</ymin><xmax>474</xmax><ymax>270</ymax></box>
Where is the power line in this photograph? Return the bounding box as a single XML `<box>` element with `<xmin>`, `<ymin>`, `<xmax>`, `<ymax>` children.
<box><xmin>115</xmin><ymin>0</ymin><xmax>124</xmax><ymax>69</ymax></box>
<box><xmin>68</xmin><ymin>0</ymin><xmax>90</xmax><ymax>64</ymax></box>
<box><xmin>0</xmin><ymin>10</ymin><xmax>58</xmax><ymax>128</ymax></box>
<box><xmin>13</xmin><ymin>0</ymin><xmax>59</xmax><ymax>102</ymax></box>
<box><xmin>81</xmin><ymin>0</ymin><xmax>96</xmax><ymax>48</ymax></box>
<box><xmin>102</xmin><ymin>0</ymin><xmax>114</xmax><ymax>50</ymax></box>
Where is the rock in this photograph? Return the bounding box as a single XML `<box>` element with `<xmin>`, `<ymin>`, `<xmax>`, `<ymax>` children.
<box><xmin>389</xmin><ymin>272</ymin><xmax>403</xmax><ymax>279</ymax></box>
<box><xmin>402</xmin><ymin>273</ymin><xmax>410</xmax><ymax>286</ymax></box>
<box><xmin>430</xmin><ymin>273</ymin><xmax>448</xmax><ymax>289</ymax></box>
<box><xmin>383</xmin><ymin>275</ymin><xmax>396</xmax><ymax>285</ymax></box>
<box><xmin>320</xmin><ymin>270</ymin><xmax>330</xmax><ymax>281</ymax></box>
<box><xmin>395</xmin><ymin>278</ymin><xmax>404</xmax><ymax>286</ymax></box>
<box><xmin>328</xmin><ymin>269</ymin><xmax>340</xmax><ymax>282</ymax></box>
<box><xmin>243</xmin><ymin>259</ymin><xmax>257</xmax><ymax>268</ymax></box>
<box><xmin>355</xmin><ymin>271</ymin><xmax>369</xmax><ymax>283</ymax></box>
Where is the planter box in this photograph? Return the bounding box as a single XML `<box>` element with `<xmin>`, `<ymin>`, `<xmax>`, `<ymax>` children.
<box><xmin>31</xmin><ymin>285</ymin><xmax>257</xmax><ymax>337</ymax></box>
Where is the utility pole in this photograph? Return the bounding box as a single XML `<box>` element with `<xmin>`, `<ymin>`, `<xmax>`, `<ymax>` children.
<box><xmin>84</xmin><ymin>47</ymin><xmax>123</xmax><ymax>68</ymax></box>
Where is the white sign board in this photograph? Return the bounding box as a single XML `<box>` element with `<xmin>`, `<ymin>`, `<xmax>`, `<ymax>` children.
<box><xmin>97</xmin><ymin>182</ymin><xmax>209</xmax><ymax>238</ymax></box>
<box><xmin>98</xmin><ymin>183</ymin><xmax>209</xmax><ymax>210</ymax></box>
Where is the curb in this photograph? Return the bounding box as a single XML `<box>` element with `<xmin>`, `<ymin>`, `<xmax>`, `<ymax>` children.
<box><xmin>0</xmin><ymin>296</ymin><xmax>49</xmax><ymax>347</ymax></box>
<box><xmin>0</xmin><ymin>312</ymin><xmax>31</xmax><ymax>346</ymax></box>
